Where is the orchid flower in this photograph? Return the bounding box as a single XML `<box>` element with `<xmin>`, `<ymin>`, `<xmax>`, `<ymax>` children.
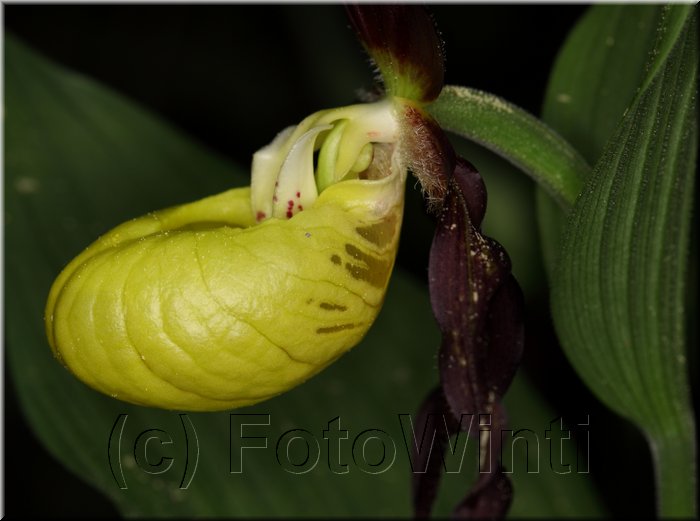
<box><xmin>44</xmin><ymin>7</ymin><xmax>449</xmax><ymax>412</ymax></box>
<box><xmin>45</xmin><ymin>7</ymin><xmax>523</xmax><ymax>517</ymax></box>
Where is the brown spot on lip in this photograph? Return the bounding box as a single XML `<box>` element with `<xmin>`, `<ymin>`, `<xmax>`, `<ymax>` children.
<box><xmin>316</xmin><ymin>323</ymin><xmax>357</xmax><ymax>334</ymax></box>
<box><xmin>355</xmin><ymin>213</ymin><xmax>398</xmax><ymax>248</ymax></box>
<box><xmin>344</xmin><ymin>244</ymin><xmax>391</xmax><ymax>288</ymax></box>
<box><xmin>319</xmin><ymin>302</ymin><xmax>348</xmax><ymax>311</ymax></box>
<box><xmin>330</xmin><ymin>254</ymin><xmax>342</xmax><ymax>265</ymax></box>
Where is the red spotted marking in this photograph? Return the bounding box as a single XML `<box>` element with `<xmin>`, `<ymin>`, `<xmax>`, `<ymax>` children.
<box><xmin>256</xmin><ymin>211</ymin><xmax>266</xmax><ymax>221</ymax></box>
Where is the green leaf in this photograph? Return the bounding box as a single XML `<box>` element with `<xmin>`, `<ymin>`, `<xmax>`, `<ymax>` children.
<box><xmin>427</xmin><ymin>86</ymin><xmax>589</xmax><ymax>210</ymax></box>
<box><xmin>5</xmin><ymin>34</ymin><xmax>605</xmax><ymax>517</ymax></box>
<box><xmin>538</xmin><ymin>5</ymin><xmax>696</xmax><ymax>278</ymax></box>
<box><xmin>550</xmin><ymin>9</ymin><xmax>697</xmax><ymax>517</ymax></box>
<box><xmin>542</xmin><ymin>6</ymin><xmax>693</xmax><ymax>164</ymax></box>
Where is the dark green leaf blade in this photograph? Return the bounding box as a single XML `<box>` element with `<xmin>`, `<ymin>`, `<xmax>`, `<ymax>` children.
<box><xmin>5</xmin><ymin>34</ymin><xmax>605</xmax><ymax>518</ymax></box>
<box><xmin>551</xmin><ymin>12</ymin><xmax>697</xmax><ymax>518</ymax></box>
<box><xmin>541</xmin><ymin>5</ymin><xmax>694</xmax><ymax>165</ymax></box>
<box><xmin>537</xmin><ymin>5</ymin><xmax>695</xmax><ymax>278</ymax></box>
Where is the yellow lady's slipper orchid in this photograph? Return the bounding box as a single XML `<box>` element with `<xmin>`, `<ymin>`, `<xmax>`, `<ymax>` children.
<box><xmin>45</xmin><ymin>5</ymin><xmax>455</xmax><ymax>412</ymax></box>
<box><xmin>45</xmin><ymin>101</ymin><xmax>407</xmax><ymax>411</ymax></box>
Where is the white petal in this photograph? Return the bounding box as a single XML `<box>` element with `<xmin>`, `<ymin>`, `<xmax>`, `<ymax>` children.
<box><xmin>273</xmin><ymin>124</ymin><xmax>332</xmax><ymax>219</ymax></box>
<box><xmin>251</xmin><ymin>126</ymin><xmax>295</xmax><ymax>222</ymax></box>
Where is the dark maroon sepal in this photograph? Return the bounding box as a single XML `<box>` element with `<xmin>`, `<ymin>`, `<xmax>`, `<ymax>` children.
<box><xmin>483</xmin><ymin>275</ymin><xmax>524</xmax><ymax>400</ymax></box>
<box><xmin>429</xmin><ymin>158</ymin><xmax>523</xmax><ymax>419</ymax></box>
<box><xmin>411</xmin><ymin>389</ymin><xmax>515</xmax><ymax>519</ymax></box>
<box><xmin>453</xmin><ymin>467</ymin><xmax>513</xmax><ymax>520</ymax></box>
<box><xmin>411</xmin><ymin>388</ymin><xmax>460</xmax><ymax>519</ymax></box>
<box><xmin>413</xmin><ymin>157</ymin><xmax>523</xmax><ymax>519</ymax></box>
<box><xmin>345</xmin><ymin>5</ymin><xmax>444</xmax><ymax>103</ymax></box>
<box><xmin>452</xmin><ymin>402</ymin><xmax>513</xmax><ymax>519</ymax></box>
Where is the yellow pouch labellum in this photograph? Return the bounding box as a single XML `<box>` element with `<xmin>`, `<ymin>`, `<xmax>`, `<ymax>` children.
<box><xmin>45</xmin><ymin>168</ymin><xmax>405</xmax><ymax>411</ymax></box>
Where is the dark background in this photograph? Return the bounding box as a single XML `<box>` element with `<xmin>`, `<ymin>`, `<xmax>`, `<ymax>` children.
<box><xmin>4</xmin><ymin>5</ymin><xmax>660</xmax><ymax>518</ymax></box>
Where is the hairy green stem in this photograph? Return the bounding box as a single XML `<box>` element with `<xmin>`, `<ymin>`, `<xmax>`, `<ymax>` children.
<box><xmin>648</xmin><ymin>420</ymin><xmax>697</xmax><ymax>517</ymax></box>
<box><xmin>427</xmin><ymin>85</ymin><xmax>590</xmax><ymax>209</ymax></box>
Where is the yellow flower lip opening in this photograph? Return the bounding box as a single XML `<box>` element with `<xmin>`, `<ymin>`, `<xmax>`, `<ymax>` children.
<box><xmin>45</xmin><ymin>99</ymin><xmax>407</xmax><ymax>411</ymax></box>
<box><xmin>251</xmin><ymin>99</ymin><xmax>400</xmax><ymax>222</ymax></box>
